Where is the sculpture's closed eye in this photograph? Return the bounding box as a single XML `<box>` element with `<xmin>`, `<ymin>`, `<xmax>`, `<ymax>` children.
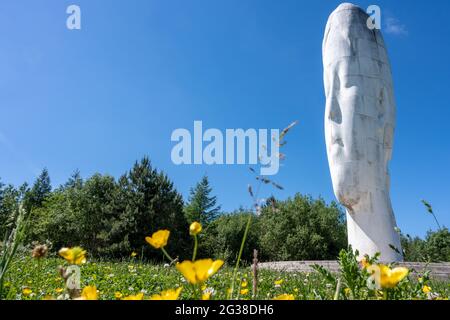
<box><xmin>328</xmin><ymin>73</ymin><xmax>342</xmax><ymax>124</ymax></box>
<box><xmin>329</xmin><ymin>98</ymin><xmax>342</xmax><ymax>124</ymax></box>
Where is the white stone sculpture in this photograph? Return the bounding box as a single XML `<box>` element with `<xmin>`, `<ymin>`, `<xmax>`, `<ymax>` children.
<box><xmin>323</xmin><ymin>3</ymin><xmax>403</xmax><ymax>262</ymax></box>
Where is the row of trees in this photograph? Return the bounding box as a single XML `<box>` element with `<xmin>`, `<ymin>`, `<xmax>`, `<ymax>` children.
<box><xmin>198</xmin><ymin>195</ymin><xmax>347</xmax><ymax>263</ymax></box>
<box><xmin>1</xmin><ymin>156</ymin><xmax>448</xmax><ymax>262</ymax></box>
<box><xmin>1</xmin><ymin>158</ymin><xmax>189</xmax><ymax>260</ymax></box>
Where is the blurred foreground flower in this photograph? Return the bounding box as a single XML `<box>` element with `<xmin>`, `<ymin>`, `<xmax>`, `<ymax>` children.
<box><xmin>367</xmin><ymin>264</ymin><xmax>409</xmax><ymax>289</ymax></box>
<box><xmin>58</xmin><ymin>247</ymin><xmax>87</xmax><ymax>265</ymax></box>
<box><xmin>423</xmin><ymin>285</ymin><xmax>431</xmax><ymax>294</ymax></box>
<box><xmin>150</xmin><ymin>288</ymin><xmax>182</xmax><ymax>300</ymax></box>
<box><xmin>78</xmin><ymin>286</ymin><xmax>98</xmax><ymax>300</ymax></box>
<box><xmin>145</xmin><ymin>230</ymin><xmax>170</xmax><ymax>249</ymax></box>
<box><xmin>176</xmin><ymin>259</ymin><xmax>224</xmax><ymax>284</ymax></box>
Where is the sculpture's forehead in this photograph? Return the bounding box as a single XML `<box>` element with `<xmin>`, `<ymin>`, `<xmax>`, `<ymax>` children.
<box><xmin>328</xmin><ymin>5</ymin><xmax>368</xmax><ymax>30</ymax></box>
<box><xmin>323</xmin><ymin>5</ymin><xmax>386</xmax><ymax>55</ymax></box>
<box><xmin>323</xmin><ymin>7</ymin><xmax>390</xmax><ymax>77</ymax></box>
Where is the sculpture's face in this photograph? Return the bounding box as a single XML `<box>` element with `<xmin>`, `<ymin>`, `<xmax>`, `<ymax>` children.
<box><xmin>323</xmin><ymin>6</ymin><xmax>396</xmax><ymax>212</ymax></box>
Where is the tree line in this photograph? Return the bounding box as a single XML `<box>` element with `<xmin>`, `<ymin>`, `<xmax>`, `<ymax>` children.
<box><xmin>0</xmin><ymin>156</ymin><xmax>448</xmax><ymax>262</ymax></box>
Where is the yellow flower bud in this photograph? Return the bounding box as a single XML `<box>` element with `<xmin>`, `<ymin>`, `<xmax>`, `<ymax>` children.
<box><xmin>189</xmin><ymin>222</ymin><xmax>202</xmax><ymax>236</ymax></box>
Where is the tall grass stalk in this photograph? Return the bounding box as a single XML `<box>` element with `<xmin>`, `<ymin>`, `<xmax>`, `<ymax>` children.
<box><xmin>0</xmin><ymin>205</ymin><xmax>27</xmax><ymax>298</ymax></box>
<box><xmin>229</xmin><ymin>214</ymin><xmax>253</xmax><ymax>299</ymax></box>
<box><xmin>228</xmin><ymin>121</ymin><xmax>298</xmax><ymax>299</ymax></box>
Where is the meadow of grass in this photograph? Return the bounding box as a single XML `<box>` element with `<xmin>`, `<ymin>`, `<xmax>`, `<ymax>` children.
<box><xmin>3</xmin><ymin>254</ymin><xmax>449</xmax><ymax>300</ymax></box>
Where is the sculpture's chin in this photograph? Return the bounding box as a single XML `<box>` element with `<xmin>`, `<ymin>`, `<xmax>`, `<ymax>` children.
<box><xmin>331</xmin><ymin>162</ymin><xmax>389</xmax><ymax>214</ymax></box>
<box><xmin>329</xmin><ymin>161</ymin><xmax>375</xmax><ymax>213</ymax></box>
<box><xmin>329</xmin><ymin>164</ymin><xmax>356</xmax><ymax>208</ymax></box>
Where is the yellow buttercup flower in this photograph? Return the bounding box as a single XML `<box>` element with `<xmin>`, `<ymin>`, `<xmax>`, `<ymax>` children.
<box><xmin>55</xmin><ymin>288</ymin><xmax>64</xmax><ymax>293</ymax></box>
<box><xmin>422</xmin><ymin>285</ymin><xmax>431</xmax><ymax>293</ymax></box>
<box><xmin>150</xmin><ymin>287</ymin><xmax>182</xmax><ymax>300</ymax></box>
<box><xmin>202</xmin><ymin>292</ymin><xmax>211</xmax><ymax>300</ymax></box>
<box><xmin>80</xmin><ymin>286</ymin><xmax>98</xmax><ymax>300</ymax></box>
<box><xmin>176</xmin><ymin>259</ymin><xmax>224</xmax><ymax>284</ymax></box>
<box><xmin>367</xmin><ymin>264</ymin><xmax>409</xmax><ymax>289</ymax></box>
<box><xmin>273</xmin><ymin>294</ymin><xmax>295</xmax><ymax>300</ymax></box>
<box><xmin>58</xmin><ymin>247</ymin><xmax>87</xmax><ymax>265</ymax></box>
<box><xmin>274</xmin><ymin>279</ymin><xmax>283</xmax><ymax>286</ymax></box>
<box><xmin>189</xmin><ymin>222</ymin><xmax>202</xmax><ymax>236</ymax></box>
<box><xmin>380</xmin><ymin>265</ymin><xmax>409</xmax><ymax>289</ymax></box>
<box><xmin>122</xmin><ymin>292</ymin><xmax>144</xmax><ymax>300</ymax></box>
<box><xmin>145</xmin><ymin>230</ymin><xmax>170</xmax><ymax>249</ymax></box>
<box><xmin>360</xmin><ymin>257</ymin><xmax>370</xmax><ymax>269</ymax></box>
<box><xmin>344</xmin><ymin>288</ymin><xmax>351</xmax><ymax>295</ymax></box>
<box><xmin>115</xmin><ymin>292</ymin><xmax>123</xmax><ymax>299</ymax></box>
<box><xmin>131</xmin><ymin>251</ymin><xmax>137</xmax><ymax>257</ymax></box>
<box><xmin>241</xmin><ymin>280</ymin><xmax>248</xmax><ymax>288</ymax></box>
<box><xmin>22</xmin><ymin>288</ymin><xmax>32</xmax><ymax>296</ymax></box>
<box><xmin>240</xmin><ymin>289</ymin><xmax>249</xmax><ymax>295</ymax></box>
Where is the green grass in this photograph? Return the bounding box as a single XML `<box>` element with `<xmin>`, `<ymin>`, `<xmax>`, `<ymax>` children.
<box><xmin>3</xmin><ymin>255</ymin><xmax>449</xmax><ymax>300</ymax></box>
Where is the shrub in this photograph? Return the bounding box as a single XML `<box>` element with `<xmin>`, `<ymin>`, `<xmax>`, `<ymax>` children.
<box><xmin>401</xmin><ymin>228</ymin><xmax>450</xmax><ymax>262</ymax></box>
<box><xmin>200</xmin><ymin>210</ymin><xmax>260</xmax><ymax>263</ymax></box>
<box><xmin>423</xmin><ymin>228</ymin><xmax>450</xmax><ymax>262</ymax></box>
<box><xmin>258</xmin><ymin>194</ymin><xmax>347</xmax><ymax>261</ymax></box>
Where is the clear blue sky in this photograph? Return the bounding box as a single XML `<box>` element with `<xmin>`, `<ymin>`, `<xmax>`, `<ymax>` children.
<box><xmin>0</xmin><ymin>1</ymin><xmax>449</xmax><ymax>238</ymax></box>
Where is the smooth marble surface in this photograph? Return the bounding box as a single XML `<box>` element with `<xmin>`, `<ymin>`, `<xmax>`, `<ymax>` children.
<box><xmin>323</xmin><ymin>3</ymin><xmax>402</xmax><ymax>262</ymax></box>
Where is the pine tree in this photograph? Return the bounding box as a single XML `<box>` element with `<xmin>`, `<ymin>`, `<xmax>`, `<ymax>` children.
<box><xmin>100</xmin><ymin>156</ymin><xmax>190</xmax><ymax>259</ymax></box>
<box><xmin>64</xmin><ymin>169</ymin><xmax>83</xmax><ymax>189</ymax></box>
<box><xmin>27</xmin><ymin>168</ymin><xmax>52</xmax><ymax>209</ymax></box>
<box><xmin>184</xmin><ymin>175</ymin><xmax>221</xmax><ymax>225</ymax></box>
